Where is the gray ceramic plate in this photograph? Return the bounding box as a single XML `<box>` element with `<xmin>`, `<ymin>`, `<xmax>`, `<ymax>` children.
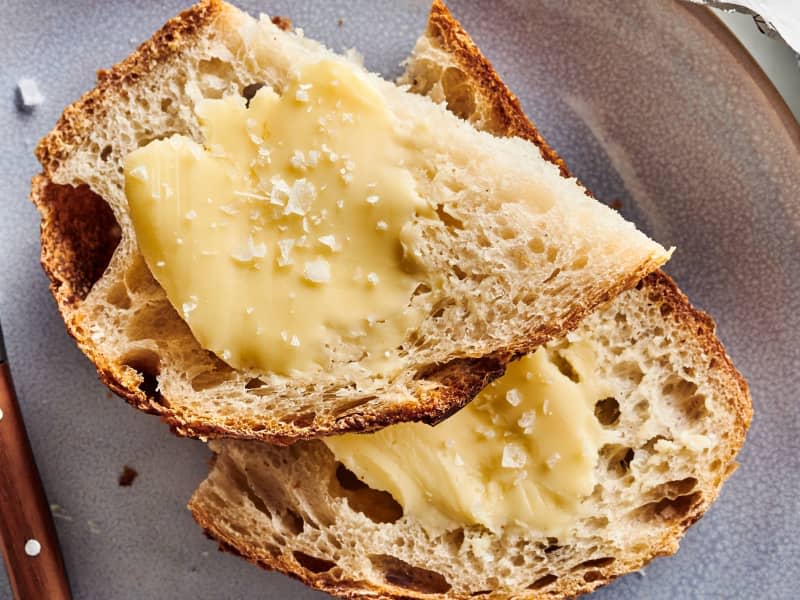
<box><xmin>1</xmin><ymin>0</ymin><xmax>798</xmax><ymax>598</ymax></box>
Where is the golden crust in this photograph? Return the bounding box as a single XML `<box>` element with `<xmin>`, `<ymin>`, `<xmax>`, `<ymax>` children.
<box><xmin>188</xmin><ymin>1</ymin><xmax>752</xmax><ymax>597</ymax></box>
<box><xmin>423</xmin><ymin>0</ymin><xmax>570</xmax><ymax>179</ymax></box>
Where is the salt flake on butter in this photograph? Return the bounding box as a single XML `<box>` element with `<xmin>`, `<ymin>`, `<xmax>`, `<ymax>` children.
<box><xmin>290</xmin><ymin>149</ymin><xmax>307</xmax><ymax>170</ymax></box>
<box><xmin>285</xmin><ymin>179</ymin><xmax>316</xmax><ymax>216</ymax></box>
<box><xmin>232</xmin><ymin>236</ymin><xmax>267</xmax><ymax>263</ymax></box>
<box><xmin>476</xmin><ymin>424</ymin><xmax>496</xmax><ymax>439</ymax></box>
<box><xmin>303</xmin><ymin>259</ymin><xmax>331</xmax><ymax>284</ymax></box>
<box><xmin>277</xmin><ymin>239</ymin><xmax>295</xmax><ymax>267</ymax></box>
<box><xmin>546</xmin><ymin>452</ymin><xmax>562</xmax><ymax>469</ymax></box>
<box><xmin>182</xmin><ymin>295</ymin><xmax>199</xmax><ymax>318</ymax></box>
<box><xmin>318</xmin><ymin>235</ymin><xmax>337</xmax><ymax>251</ymax></box>
<box><xmin>505</xmin><ymin>388</ymin><xmax>522</xmax><ymax>407</ymax></box>
<box><xmin>518</xmin><ymin>410</ymin><xmax>536</xmax><ymax>432</ymax></box>
<box><xmin>502</xmin><ymin>444</ymin><xmax>527</xmax><ymax>469</ymax></box>
<box><xmin>129</xmin><ymin>165</ymin><xmax>149</xmax><ymax>182</ymax></box>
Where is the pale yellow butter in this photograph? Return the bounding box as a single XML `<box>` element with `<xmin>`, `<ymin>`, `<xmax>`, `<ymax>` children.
<box><xmin>124</xmin><ymin>60</ymin><xmax>433</xmax><ymax>375</ymax></box>
<box><xmin>324</xmin><ymin>340</ymin><xmax>613</xmax><ymax>535</ymax></box>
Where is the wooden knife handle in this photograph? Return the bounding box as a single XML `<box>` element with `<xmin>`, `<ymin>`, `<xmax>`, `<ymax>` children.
<box><xmin>0</xmin><ymin>362</ymin><xmax>71</xmax><ymax>600</ymax></box>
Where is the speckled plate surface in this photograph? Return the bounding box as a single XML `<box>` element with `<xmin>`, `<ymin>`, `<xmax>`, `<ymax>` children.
<box><xmin>1</xmin><ymin>0</ymin><xmax>798</xmax><ymax>598</ymax></box>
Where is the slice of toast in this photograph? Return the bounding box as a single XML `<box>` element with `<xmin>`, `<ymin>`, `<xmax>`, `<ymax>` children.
<box><xmin>31</xmin><ymin>0</ymin><xmax>669</xmax><ymax>444</ymax></box>
<box><xmin>188</xmin><ymin>2</ymin><xmax>751</xmax><ymax>597</ymax></box>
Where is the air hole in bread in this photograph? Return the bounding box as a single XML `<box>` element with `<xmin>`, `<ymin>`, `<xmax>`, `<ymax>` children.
<box><xmin>330</xmin><ymin>463</ymin><xmax>403</xmax><ymax>524</ymax></box>
<box><xmin>584</xmin><ymin>515</ymin><xmax>609</xmax><ymax>528</ymax></box>
<box><xmin>710</xmin><ymin>458</ymin><xmax>722</xmax><ymax>472</ymax></box>
<box><xmin>330</xmin><ymin>397</ymin><xmax>372</xmax><ymax>418</ymax></box>
<box><xmin>683</xmin><ymin>394</ymin><xmax>709</xmax><ymax>421</ymax></box>
<box><xmin>120</xmin><ymin>348</ymin><xmax>161</xmax><ymax>402</ymax></box>
<box><xmin>262</xmin><ymin>542</ymin><xmax>281</xmax><ymax>558</ymax></box>
<box><xmin>100</xmin><ymin>145</ymin><xmax>113</xmax><ymax>161</ymax></box>
<box><xmin>369</xmin><ymin>554</ymin><xmax>451</xmax><ymax>594</ymax></box>
<box><xmin>197</xmin><ymin>58</ymin><xmax>236</xmax><ymax>99</ymax></box>
<box><xmin>423</xmin><ymin>164</ymin><xmax>438</xmax><ymax>182</ymax></box>
<box><xmin>600</xmin><ymin>444</ymin><xmax>634</xmax><ymax>478</ymax></box>
<box><xmin>293</xmin><ymin>551</ymin><xmax>335</xmax><ymax>574</ymax></box>
<box><xmin>106</xmin><ymin>281</ymin><xmax>131</xmax><ymax>309</ymax></box>
<box><xmin>572</xmin><ymin>557</ymin><xmax>615</xmax><ymax>571</ymax></box>
<box><xmin>279</xmin><ymin>411</ymin><xmax>316</xmax><ymax>428</ymax></box>
<box><xmin>439</xmin><ymin>68</ymin><xmax>477</xmax><ymax>119</ymax></box>
<box><xmin>544</xmin><ymin>538</ymin><xmax>561</xmax><ymax>554</ymax></box>
<box><xmin>127</xmin><ymin>300</ymin><xmax>191</xmax><ymax>342</ymax></box>
<box><xmin>452</xmin><ymin>263</ymin><xmax>467</xmax><ymax>280</ymax></box>
<box><xmin>571</xmin><ymin>255</ymin><xmax>589</xmax><ymax>270</ymax></box>
<box><xmin>245</xmin><ymin>377</ymin><xmax>265</xmax><ymax>389</ymax></box>
<box><xmin>34</xmin><ymin>182</ymin><xmax>121</xmax><ymax>302</ymax></box>
<box><xmin>643</xmin><ymin>435</ymin><xmax>670</xmax><ymax>452</ymax></box>
<box><xmin>635</xmin><ymin>492</ymin><xmax>702</xmax><ymax>523</ymax></box>
<box><xmin>662</xmin><ymin>376</ymin><xmax>697</xmax><ymax>398</ymax></box>
<box><xmin>191</xmin><ymin>363</ymin><xmax>236</xmax><ymax>392</ymax></box>
<box><xmin>549</xmin><ymin>350</ymin><xmax>579</xmax><ymax>383</ymax></box>
<box><xmin>411</xmin><ymin>282</ymin><xmax>432</xmax><ymax>298</ymax></box>
<box><xmin>594</xmin><ymin>397</ymin><xmax>620</xmax><ymax>426</ymax></box>
<box><xmin>135</xmin><ymin>131</ymin><xmax>180</xmax><ymax>148</ymax></box>
<box><xmin>430</xmin><ymin>300</ymin><xmax>451</xmax><ymax>319</ymax></box>
<box><xmin>648</xmin><ymin>477</ymin><xmax>698</xmax><ymax>501</ymax></box>
<box><xmin>583</xmin><ymin>570</ymin><xmax>604</xmax><ymax>583</ymax></box>
<box><xmin>438</xmin><ymin>528</ymin><xmax>464</xmax><ymax>554</ymax></box>
<box><xmin>435</xmin><ymin>204</ymin><xmax>464</xmax><ymax>230</ymax></box>
<box><xmin>280</xmin><ymin>509</ymin><xmax>304</xmax><ymax>535</ymax></box>
<box><xmin>528</xmin><ymin>574</ymin><xmax>558</xmax><ymax>590</ymax></box>
<box><xmin>441</xmin><ymin>66</ymin><xmax>467</xmax><ymax>91</ymax></box>
<box><xmin>546</xmin><ymin>247</ymin><xmax>558</xmax><ymax>263</ymax></box>
<box><xmin>136</xmin><ymin>97</ymin><xmax>151</xmax><ymax>112</ymax></box>
<box><xmin>612</xmin><ymin>360</ymin><xmax>644</xmax><ymax>385</ymax></box>
<box><xmin>123</xmin><ymin>254</ymin><xmax>160</xmax><ymax>294</ymax></box>
<box><xmin>445</xmin><ymin>87</ymin><xmax>476</xmax><ymax>121</ymax></box>
<box><xmin>661</xmin><ymin>377</ymin><xmax>708</xmax><ymax>421</ymax></box>
<box><xmin>543</xmin><ymin>268</ymin><xmax>561</xmax><ymax>284</ymax></box>
<box><xmin>224</xmin><ymin>463</ymin><xmax>273</xmax><ymax>519</ymax></box>
<box><xmin>242</xmin><ymin>82</ymin><xmax>266</xmax><ymax>107</ymax></box>
<box><xmin>528</xmin><ymin>237</ymin><xmax>545</xmax><ymax>253</ymax></box>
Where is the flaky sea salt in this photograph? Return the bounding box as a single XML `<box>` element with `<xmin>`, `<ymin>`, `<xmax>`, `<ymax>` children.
<box><xmin>501</xmin><ymin>444</ymin><xmax>527</xmax><ymax>469</ymax></box>
<box><xmin>505</xmin><ymin>388</ymin><xmax>522</xmax><ymax>407</ymax></box>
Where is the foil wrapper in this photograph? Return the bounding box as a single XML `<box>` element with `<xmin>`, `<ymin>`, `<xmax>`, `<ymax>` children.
<box><xmin>687</xmin><ymin>0</ymin><xmax>800</xmax><ymax>55</ymax></box>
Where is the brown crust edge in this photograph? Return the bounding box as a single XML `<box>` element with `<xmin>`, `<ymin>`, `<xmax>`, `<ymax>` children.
<box><xmin>422</xmin><ymin>0</ymin><xmax>571</xmax><ymax>179</ymax></box>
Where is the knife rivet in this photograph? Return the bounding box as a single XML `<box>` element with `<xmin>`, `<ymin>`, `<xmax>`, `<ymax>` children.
<box><xmin>24</xmin><ymin>539</ymin><xmax>41</xmax><ymax>557</ymax></box>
